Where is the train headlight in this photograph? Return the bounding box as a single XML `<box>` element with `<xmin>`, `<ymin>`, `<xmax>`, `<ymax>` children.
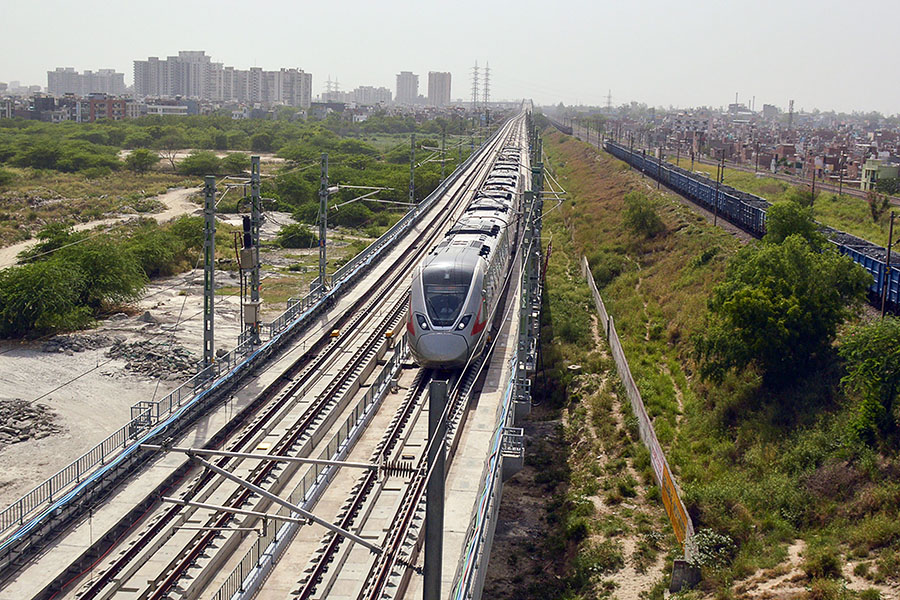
<box><xmin>457</xmin><ymin>314</ymin><xmax>472</xmax><ymax>330</ymax></box>
<box><xmin>416</xmin><ymin>314</ymin><xmax>429</xmax><ymax>330</ymax></box>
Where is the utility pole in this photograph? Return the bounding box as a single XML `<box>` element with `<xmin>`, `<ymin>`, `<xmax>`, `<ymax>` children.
<box><xmin>248</xmin><ymin>156</ymin><xmax>261</xmax><ymax>344</ymax></box>
<box><xmin>203</xmin><ymin>176</ymin><xmax>216</xmax><ymax>368</ymax></box>
<box><xmin>318</xmin><ymin>153</ymin><xmax>328</xmax><ymax>297</ymax></box>
<box><xmin>883</xmin><ymin>212</ymin><xmax>895</xmax><ymax>318</ymax></box>
<box><xmin>441</xmin><ymin>127</ymin><xmax>446</xmax><ymax>181</ymax></box>
<box><xmin>409</xmin><ymin>132</ymin><xmax>416</xmax><ymax>204</ymax></box>
<box><xmin>811</xmin><ymin>154</ymin><xmax>816</xmax><ymax>198</ymax></box>
<box><xmin>656</xmin><ymin>147</ymin><xmax>662</xmax><ymax>189</ymax></box>
<box><xmin>838</xmin><ymin>153</ymin><xmax>844</xmax><ymax>197</ymax></box>
<box><xmin>714</xmin><ymin>159</ymin><xmax>723</xmax><ymax>227</ymax></box>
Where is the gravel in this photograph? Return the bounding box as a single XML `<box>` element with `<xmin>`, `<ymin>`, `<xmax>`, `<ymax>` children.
<box><xmin>41</xmin><ymin>333</ymin><xmax>120</xmax><ymax>354</ymax></box>
<box><xmin>0</xmin><ymin>400</ymin><xmax>62</xmax><ymax>448</ymax></box>
<box><xmin>106</xmin><ymin>338</ymin><xmax>197</xmax><ymax>380</ymax></box>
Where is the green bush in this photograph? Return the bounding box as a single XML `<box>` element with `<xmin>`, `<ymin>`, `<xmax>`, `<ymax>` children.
<box><xmin>276</xmin><ymin>224</ymin><xmax>317</xmax><ymax>248</ymax></box>
<box><xmin>0</xmin><ymin>168</ymin><xmax>15</xmax><ymax>187</ymax></box>
<box><xmin>622</xmin><ymin>191</ymin><xmax>665</xmax><ymax>238</ymax></box>
<box><xmin>0</xmin><ymin>261</ymin><xmax>92</xmax><ymax>336</ymax></box>
<box><xmin>330</xmin><ymin>202</ymin><xmax>373</xmax><ymax>228</ymax></box>
<box><xmin>125</xmin><ymin>148</ymin><xmax>160</xmax><ymax>174</ymax></box>
<box><xmin>178</xmin><ymin>150</ymin><xmax>221</xmax><ymax>176</ymax></box>
<box><xmin>221</xmin><ymin>152</ymin><xmax>250</xmax><ymax>174</ymax></box>
<box><xmin>802</xmin><ymin>545</ymin><xmax>843</xmax><ymax>579</ymax></box>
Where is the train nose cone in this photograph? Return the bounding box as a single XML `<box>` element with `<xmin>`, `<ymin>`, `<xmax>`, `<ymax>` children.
<box><xmin>418</xmin><ymin>333</ymin><xmax>469</xmax><ymax>365</ymax></box>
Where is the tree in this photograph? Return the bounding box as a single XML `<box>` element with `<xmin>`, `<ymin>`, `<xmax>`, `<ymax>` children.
<box><xmin>276</xmin><ymin>224</ymin><xmax>317</xmax><ymax>248</ymax></box>
<box><xmin>250</xmin><ymin>132</ymin><xmax>273</xmax><ymax>152</ymax></box>
<box><xmin>866</xmin><ymin>190</ymin><xmax>890</xmax><ymax>223</ymax></box>
<box><xmin>125</xmin><ymin>148</ymin><xmax>160</xmax><ymax>174</ymax></box>
<box><xmin>694</xmin><ymin>235</ymin><xmax>870</xmax><ymax>385</ymax></box>
<box><xmin>764</xmin><ymin>200</ymin><xmax>825</xmax><ymax>249</ymax></box>
<box><xmin>178</xmin><ymin>151</ymin><xmax>221</xmax><ymax>176</ymax></box>
<box><xmin>0</xmin><ymin>261</ymin><xmax>90</xmax><ymax>336</ymax></box>
<box><xmin>221</xmin><ymin>152</ymin><xmax>250</xmax><ymax>174</ymax></box>
<box><xmin>622</xmin><ymin>191</ymin><xmax>665</xmax><ymax>238</ymax></box>
<box><xmin>839</xmin><ymin>317</ymin><xmax>900</xmax><ymax>441</ymax></box>
<box><xmin>155</xmin><ymin>133</ymin><xmax>185</xmax><ymax>171</ymax></box>
<box><xmin>875</xmin><ymin>177</ymin><xmax>900</xmax><ymax>196</ymax></box>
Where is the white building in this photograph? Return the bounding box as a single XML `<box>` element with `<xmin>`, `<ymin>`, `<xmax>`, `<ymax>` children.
<box><xmin>395</xmin><ymin>71</ymin><xmax>418</xmax><ymax>105</ymax></box>
<box><xmin>47</xmin><ymin>67</ymin><xmax>125</xmax><ymax>97</ymax></box>
<box><xmin>133</xmin><ymin>50</ymin><xmax>311</xmax><ymax>108</ymax></box>
<box><xmin>353</xmin><ymin>86</ymin><xmax>391</xmax><ymax>106</ymax></box>
<box><xmin>427</xmin><ymin>72</ymin><xmax>451</xmax><ymax>106</ymax></box>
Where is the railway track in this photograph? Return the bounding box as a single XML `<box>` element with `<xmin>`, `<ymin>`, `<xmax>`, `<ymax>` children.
<box><xmin>9</xmin><ymin>113</ymin><xmax>529</xmax><ymax>600</ymax></box>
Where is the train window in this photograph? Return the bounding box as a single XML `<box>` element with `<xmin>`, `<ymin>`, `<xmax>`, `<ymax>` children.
<box><xmin>424</xmin><ymin>284</ymin><xmax>470</xmax><ymax>326</ymax></box>
<box><xmin>422</xmin><ymin>266</ymin><xmax>473</xmax><ymax>327</ymax></box>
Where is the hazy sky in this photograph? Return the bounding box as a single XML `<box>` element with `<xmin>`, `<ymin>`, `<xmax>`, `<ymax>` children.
<box><xmin>2</xmin><ymin>0</ymin><xmax>897</xmax><ymax>114</ymax></box>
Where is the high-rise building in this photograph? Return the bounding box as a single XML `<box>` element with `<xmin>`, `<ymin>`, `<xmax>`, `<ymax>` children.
<box><xmin>353</xmin><ymin>86</ymin><xmax>392</xmax><ymax>106</ymax></box>
<box><xmin>427</xmin><ymin>71</ymin><xmax>451</xmax><ymax>106</ymax></box>
<box><xmin>47</xmin><ymin>67</ymin><xmax>125</xmax><ymax>97</ymax></box>
<box><xmin>133</xmin><ymin>51</ymin><xmax>311</xmax><ymax>107</ymax></box>
<box><xmin>395</xmin><ymin>71</ymin><xmax>418</xmax><ymax>105</ymax></box>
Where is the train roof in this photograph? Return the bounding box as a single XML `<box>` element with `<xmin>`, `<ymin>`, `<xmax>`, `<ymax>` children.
<box><xmin>467</xmin><ymin>198</ymin><xmax>511</xmax><ymax>213</ymax></box>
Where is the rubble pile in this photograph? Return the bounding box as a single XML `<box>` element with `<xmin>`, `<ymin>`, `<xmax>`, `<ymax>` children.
<box><xmin>0</xmin><ymin>400</ymin><xmax>62</xmax><ymax>447</ymax></box>
<box><xmin>106</xmin><ymin>339</ymin><xmax>196</xmax><ymax>380</ymax></box>
<box><xmin>41</xmin><ymin>334</ymin><xmax>118</xmax><ymax>354</ymax></box>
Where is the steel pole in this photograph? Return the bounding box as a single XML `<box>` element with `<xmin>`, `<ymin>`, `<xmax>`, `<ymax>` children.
<box><xmin>249</xmin><ymin>156</ymin><xmax>261</xmax><ymax>343</ymax></box>
<box><xmin>318</xmin><ymin>153</ymin><xmax>328</xmax><ymax>296</ymax></box>
<box><xmin>202</xmin><ymin>176</ymin><xmax>216</xmax><ymax>367</ymax></box>
<box><xmin>424</xmin><ymin>380</ymin><xmax>447</xmax><ymax>600</ymax></box>
<box><xmin>409</xmin><ymin>133</ymin><xmax>416</xmax><ymax>204</ymax></box>
<box><xmin>883</xmin><ymin>212</ymin><xmax>895</xmax><ymax>318</ymax></box>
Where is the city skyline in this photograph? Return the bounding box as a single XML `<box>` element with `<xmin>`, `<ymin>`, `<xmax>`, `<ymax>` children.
<box><xmin>1</xmin><ymin>0</ymin><xmax>898</xmax><ymax>114</ymax></box>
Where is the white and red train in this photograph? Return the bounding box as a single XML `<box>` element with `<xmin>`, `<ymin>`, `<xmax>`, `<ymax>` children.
<box><xmin>407</xmin><ymin>145</ymin><xmax>523</xmax><ymax>368</ymax></box>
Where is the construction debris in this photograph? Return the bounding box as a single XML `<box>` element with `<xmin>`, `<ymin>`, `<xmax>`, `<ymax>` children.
<box><xmin>0</xmin><ymin>400</ymin><xmax>62</xmax><ymax>447</ymax></box>
<box><xmin>106</xmin><ymin>339</ymin><xmax>196</xmax><ymax>380</ymax></box>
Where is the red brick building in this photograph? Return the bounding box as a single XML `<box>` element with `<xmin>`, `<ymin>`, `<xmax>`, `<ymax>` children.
<box><xmin>88</xmin><ymin>95</ymin><xmax>126</xmax><ymax>121</ymax></box>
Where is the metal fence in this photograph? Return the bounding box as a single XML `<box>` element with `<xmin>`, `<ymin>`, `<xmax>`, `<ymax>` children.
<box><xmin>581</xmin><ymin>256</ymin><xmax>695</xmax><ymax>559</ymax></box>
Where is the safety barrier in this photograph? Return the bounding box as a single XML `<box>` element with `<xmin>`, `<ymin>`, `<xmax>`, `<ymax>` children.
<box><xmin>581</xmin><ymin>256</ymin><xmax>695</xmax><ymax>560</ymax></box>
<box><xmin>450</xmin><ymin>358</ymin><xmax>518</xmax><ymax>600</ymax></box>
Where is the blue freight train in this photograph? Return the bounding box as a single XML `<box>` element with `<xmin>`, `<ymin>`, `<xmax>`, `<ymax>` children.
<box><xmin>603</xmin><ymin>140</ymin><xmax>900</xmax><ymax>307</ymax></box>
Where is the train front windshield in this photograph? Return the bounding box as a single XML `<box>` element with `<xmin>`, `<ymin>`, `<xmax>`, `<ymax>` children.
<box><xmin>423</xmin><ymin>268</ymin><xmax>473</xmax><ymax>327</ymax></box>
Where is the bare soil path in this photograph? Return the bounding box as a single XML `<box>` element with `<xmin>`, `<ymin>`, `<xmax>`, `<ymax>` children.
<box><xmin>0</xmin><ymin>186</ymin><xmax>201</xmax><ymax>270</ymax></box>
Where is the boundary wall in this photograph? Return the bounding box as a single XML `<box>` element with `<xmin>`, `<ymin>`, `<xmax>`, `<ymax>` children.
<box><xmin>581</xmin><ymin>256</ymin><xmax>699</xmax><ymax>588</ymax></box>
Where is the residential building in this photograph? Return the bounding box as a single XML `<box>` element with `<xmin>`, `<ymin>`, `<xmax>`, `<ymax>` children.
<box><xmin>47</xmin><ymin>67</ymin><xmax>125</xmax><ymax>97</ymax></box>
<box><xmin>396</xmin><ymin>71</ymin><xmax>418</xmax><ymax>105</ymax></box>
<box><xmin>133</xmin><ymin>51</ymin><xmax>312</xmax><ymax>108</ymax></box>
<box><xmin>427</xmin><ymin>71</ymin><xmax>451</xmax><ymax>106</ymax></box>
<box><xmin>87</xmin><ymin>94</ymin><xmax>127</xmax><ymax>121</ymax></box>
<box><xmin>353</xmin><ymin>86</ymin><xmax>391</xmax><ymax>106</ymax></box>
<box><xmin>861</xmin><ymin>158</ymin><xmax>899</xmax><ymax>191</ymax></box>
